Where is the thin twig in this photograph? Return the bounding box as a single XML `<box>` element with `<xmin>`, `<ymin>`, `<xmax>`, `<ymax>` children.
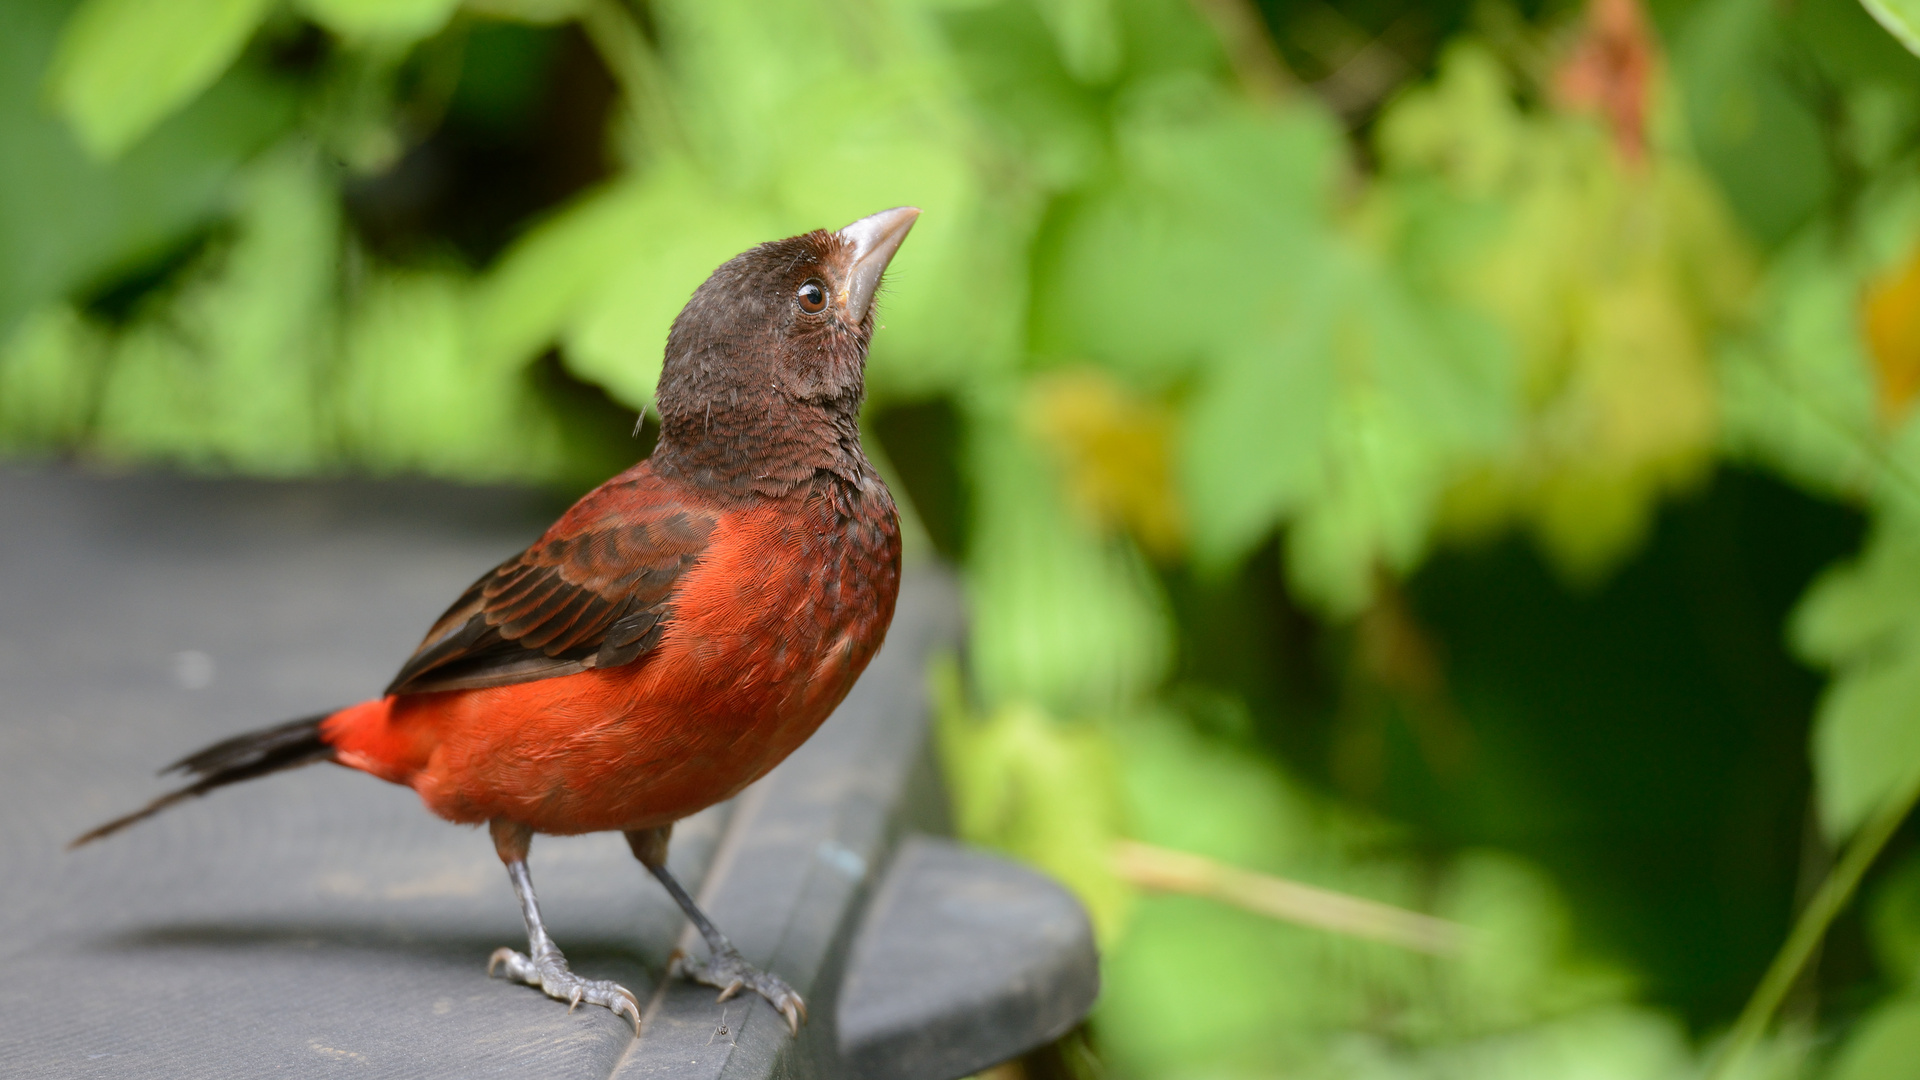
<box><xmin>1706</xmin><ymin>765</ymin><xmax>1920</xmax><ymax>1080</ymax></box>
<box><xmin>1112</xmin><ymin>839</ymin><xmax>1471</xmax><ymax>955</ymax></box>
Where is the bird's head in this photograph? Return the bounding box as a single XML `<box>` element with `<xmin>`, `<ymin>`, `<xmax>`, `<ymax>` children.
<box><xmin>650</xmin><ymin>207</ymin><xmax>919</xmax><ymax>494</ymax></box>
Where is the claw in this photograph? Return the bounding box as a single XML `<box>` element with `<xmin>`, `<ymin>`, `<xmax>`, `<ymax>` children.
<box><xmin>614</xmin><ymin>987</ymin><xmax>642</xmax><ymax>1027</ymax></box>
<box><xmin>671</xmin><ymin>948</ymin><xmax>807</xmax><ymax>1035</ymax></box>
<box><xmin>486</xmin><ymin>944</ymin><xmax>641</xmax><ymax>1030</ymax></box>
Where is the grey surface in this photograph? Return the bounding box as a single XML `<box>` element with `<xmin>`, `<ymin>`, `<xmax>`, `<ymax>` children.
<box><xmin>0</xmin><ymin>466</ymin><xmax>1096</xmax><ymax>1080</ymax></box>
<box><xmin>838</xmin><ymin>838</ymin><xmax>1100</xmax><ymax>1080</ymax></box>
<box><xmin>0</xmin><ymin>468</ymin><xmax>707</xmax><ymax>1077</ymax></box>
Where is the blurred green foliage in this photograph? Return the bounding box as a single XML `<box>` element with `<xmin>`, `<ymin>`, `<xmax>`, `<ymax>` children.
<box><xmin>12</xmin><ymin>0</ymin><xmax>1920</xmax><ymax>1076</ymax></box>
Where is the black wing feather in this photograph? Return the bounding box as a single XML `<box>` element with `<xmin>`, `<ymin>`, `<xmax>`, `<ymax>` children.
<box><xmin>383</xmin><ymin>483</ymin><xmax>715</xmax><ymax>697</ymax></box>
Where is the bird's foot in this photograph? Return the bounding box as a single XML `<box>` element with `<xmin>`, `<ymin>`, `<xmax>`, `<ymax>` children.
<box><xmin>488</xmin><ymin>946</ymin><xmax>641</xmax><ymax>1029</ymax></box>
<box><xmin>671</xmin><ymin>947</ymin><xmax>806</xmax><ymax>1034</ymax></box>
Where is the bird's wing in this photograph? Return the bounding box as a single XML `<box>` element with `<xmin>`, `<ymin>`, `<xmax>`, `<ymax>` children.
<box><xmin>384</xmin><ymin>470</ymin><xmax>717</xmax><ymax>696</ymax></box>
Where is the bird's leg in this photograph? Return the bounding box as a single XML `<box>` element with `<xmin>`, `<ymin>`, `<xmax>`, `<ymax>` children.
<box><xmin>486</xmin><ymin>819</ymin><xmax>640</xmax><ymax>1028</ymax></box>
<box><xmin>626</xmin><ymin>825</ymin><xmax>806</xmax><ymax>1034</ymax></box>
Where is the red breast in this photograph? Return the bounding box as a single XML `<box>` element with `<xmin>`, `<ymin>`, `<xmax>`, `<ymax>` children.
<box><xmin>324</xmin><ymin>480</ymin><xmax>900</xmax><ymax>834</ymax></box>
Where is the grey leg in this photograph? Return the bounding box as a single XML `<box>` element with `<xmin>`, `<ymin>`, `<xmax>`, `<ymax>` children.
<box><xmin>487</xmin><ymin>819</ymin><xmax>640</xmax><ymax>1028</ymax></box>
<box><xmin>626</xmin><ymin>826</ymin><xmax>806</xmax><ymax>1034</ymax></box>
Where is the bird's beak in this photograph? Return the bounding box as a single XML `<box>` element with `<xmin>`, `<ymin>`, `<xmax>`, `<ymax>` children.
<box><xmin>836</xmin><ymin>207</ymin><xmax>920</xmax><ymax>325</ymax></box>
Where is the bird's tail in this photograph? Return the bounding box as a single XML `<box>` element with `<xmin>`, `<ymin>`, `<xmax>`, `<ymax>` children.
<box><xmin>69</xmin><ymin>712</ymin><xmax>338</xmax><ymax>848</ymax></box>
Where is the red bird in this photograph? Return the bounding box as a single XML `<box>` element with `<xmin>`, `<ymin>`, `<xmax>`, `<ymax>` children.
<box><xmin>73</xmin><ymin>207</ymin><xmax>920</xmax><ymax>1034</ymax></box>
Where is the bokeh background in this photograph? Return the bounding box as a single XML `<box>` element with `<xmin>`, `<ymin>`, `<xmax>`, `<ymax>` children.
<box><xmin>9</xmin><ymin>0</ymin><xmax>1920</xmax><ymax>1076</ymax></box>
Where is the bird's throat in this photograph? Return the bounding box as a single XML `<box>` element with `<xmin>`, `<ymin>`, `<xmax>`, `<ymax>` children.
<box><xmin>650</xmin><ymin>395</ymin><xmax>868</xmax><ymax>501</ymax></box>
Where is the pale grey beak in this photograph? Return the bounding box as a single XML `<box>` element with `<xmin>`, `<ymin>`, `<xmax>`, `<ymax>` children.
<box><xmin>836</xmin><ymin>207</ymin><xmax>920</xmax><ymax>325</ymax></box>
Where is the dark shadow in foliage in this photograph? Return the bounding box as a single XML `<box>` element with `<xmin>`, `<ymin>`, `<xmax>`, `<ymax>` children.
<box><xmin>1150</xmin><ymin>467</ymin><xmax>1872</xmax><ymax>1030</ymax></box>
<box><xmin>1390</xmin><ymin>468</ymin><xmax>1864</xmax><ymax>1029</ymax></box>
<box><xmin>76</xmin><ymin>224</ymin><xmax>223</xmax><ymax>327</ymax></box>
<box><xmin>345</xmin><ymin>21</ymin><xmax>618</xmax><ymax>267</ymax></box>
<box><xmin>526</xmin><ymin>349</ymin><xmax>656</xmax><ymax>500</ymax></box>
<box><xmin>1249</xmin><ymin>0</ymin><xmax>1546</xmax><ymax>132</ymax></box>
<box><xmin>1160</xmin><ymin>533</ymin><xmax>1337</xmax><ymax>768</ymax></box>
<box><xmin>871</xmin><ymin>397</ymin><xmax>971</xmax><ymax>565</ymax></box>
<box><xmin>996</xmin><ymin>1022</ymin><xmax>1104</xmax><ymax>1080</ymax></box>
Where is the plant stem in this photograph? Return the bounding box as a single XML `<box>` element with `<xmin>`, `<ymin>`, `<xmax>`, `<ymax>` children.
<box><xmin>1113</xmin><ymin>839</ymin><xmax>1470</xmax><ymax>955</ymax></box>
<box><xmin>1707</xmin><ymin>767</ymin><xmax>1920</xmax><ymax>1080</ymax></box>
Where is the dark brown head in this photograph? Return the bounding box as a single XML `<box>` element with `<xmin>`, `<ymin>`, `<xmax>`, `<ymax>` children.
<box><xmin>650</xmin><ymin>207</ymin><xmax>919</xmax><ymax>497</ymax></box>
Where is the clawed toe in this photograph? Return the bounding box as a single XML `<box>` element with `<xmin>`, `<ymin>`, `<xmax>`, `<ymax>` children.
<box><xmin>610</xmin><ymin>986</ymin><xmax>642</xmax><ymax>1026</ymax></box>
<box><xmin>487</xmin><ymin>946</ymin><xmax>524</xmax><ymax>979</ymax></box>
<box><xmin>671</xmin><ymin>949</ymin><xmax>806</xmax><ymax>1035</ymax></box>
<box><xmin>487</xmin><ymin>947</ymin><xmax>641</xmax><ymax>1030</ymax></box>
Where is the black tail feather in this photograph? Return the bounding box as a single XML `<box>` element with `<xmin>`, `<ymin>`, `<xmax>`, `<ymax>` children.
<box><xmin>70</xmin><ymin>712</ymin><xmax>337</xmax><ymax>849</ymax></box>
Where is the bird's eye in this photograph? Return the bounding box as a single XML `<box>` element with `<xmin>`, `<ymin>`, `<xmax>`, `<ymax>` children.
<box><xmin>796</xmin><ymin>279</ymin><xmax>827</xmax><ymax>314</ymax></box>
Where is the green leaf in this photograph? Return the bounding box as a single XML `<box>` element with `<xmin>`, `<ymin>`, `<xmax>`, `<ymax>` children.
<box><xmin>1096</xmin><ymin>892</ymin><xmax>1320</xmax><ymax>1075</ymax></box>
<box><xmin>1033</xmin><ymin>75</ymin><xmax>1343</xmax><ymax>382</ymax></box>
<box><xmin>1095</xmin><ymin>714</ymin><xmax>1335</xmax><ymax>1077</ymax></box>
<box><xmin>1672</xmin><ymin>0</ymin><xmax>1832</xmax><ymax>246</ymax></box>
<box><xmin>1407</xmin><ymin>1009</ymin><xmax>1694</xmax><ymax>1080</ymax></box>
<box><xmin>47</xmin><ymin>0</ymin><xmax>276</xmax><ymax>159</ymax></box>
<box><xmin>1376</xmin><ymin>41</ymin><xmax>1747</xmax><ymax>584</ymax></box>
<box><xmin>1792</xmin><ymin>531</ymin><xmax>1920</xmax><ymax>838</ymax></box>
<box><xmin>334</xmin><ymin>268</ymin><xmax>577</xmax><ymax>483</ymax></box>
<box><xmin>1434</xmin><ymin>854</ymin><xmax>1638</xmax><ymax>1031</ymax></box>
<box><xmin>559</xmin><ymin>179</ymin><xmax>784</xmax><ymax>411</ymax></box>
<box><xmin>297</xmin><ymin>0</ymin><xmax>462</xmax><ymax>43</ymax></box>
<box><xmin>482</xmin><ymin>0</ymin><xmax>1040</xmax><ymax>405</ymax></box>
<box><xmin>1181</xmin><ymin>246</ymin><xmax>1515</xmax><ymax>617</ymax></box>
<box><xmin>93</xmin><ymin>146</ymin><xmax>336</xmax><ymax>473</ymax></box>
<box><xmin>474</xmin><ymin>165</ymin><xmax>782</xmax><ymax>411</ymax></box>
<box><xmin>1112</xmin><ymin>709</ymin><xmax>1322</xmax><ymax>873</ymax></box>
<box><xmin>1716</xmin><ymin>241</ymin><xmax>1881</xmax><ymax>506</ymax></box>
<box><xmin>1096</xmin><ymin>709</ymin><xmax>1664</xmax><ymax>1079</ymax></box>
<box><xmin>1827</xmin><ymin>995</ymin><xmax>1920</xmax><ymax>1080</ymax></box>
<box><xmin>1860</xmin><ymin>0</ymin><xmax>1920</xmax><ymax>58</ymax></box>
<box><xmin>0</xmin><ymin>0</ymin><xmax>293</xmax><ymax>338</ymax></box>
<box><xmin>463</xmin><ymin>0</ymin><xmax>586</xmax><ymax>23</ymax></box>
<box><xmin>1031</xmin><ymin>71</ymin><xmax>1519</xmax><ymax>616</ymax></box>
<box><xmin>963</xmin><ymin>391</ymin><xmax>1173</xmax><ymax>713</ymax></box>
<box><xmin>0</xmin><ymin>306</ymin><xmax>106</xmax><ymax>453</ymax></box>
<box><xmin>1031</xmin><ymin>0</ymin><xmax>1121</xmax><ymax>84</ymax></box>
<box><xmin>939</xmin><ymin>0</ymin><xmax>1106</xmax><ymax>191</ymax></box>
<box><xmin>1720</xmin><ymin>175</ymin><xmax>1920</xmax><ymax>524</ymax></box>
<box><xmin>933</xmin><ymin>663</ymin><xmax>1133</xmax><ymax>942</ymax></box>
<box><xmin>645</xmin><ymin>0</ymin><xmax>1039</xmax><ymax>397</ymax></box>
<box><xmin>1870</xmin><ymin>853</ymin><xmax>1920</xmax><ymax>988</ymax></box>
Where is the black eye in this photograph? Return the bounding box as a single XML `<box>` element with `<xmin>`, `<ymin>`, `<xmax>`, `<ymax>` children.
<box><xmin>796</xmin><ymin>279</ymin><xmax>827</xmax><ymax>314</ymax></box>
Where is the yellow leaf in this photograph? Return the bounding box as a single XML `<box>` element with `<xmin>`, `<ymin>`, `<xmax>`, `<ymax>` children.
<box><xmin>1025</xmin><ymin>368</ymin><xmax>1185</xmax><ymax>558</ymax></box>
<box><xmin>1863</xmin><ymin>241</ymin><xmax>1920</xmax><ymax>426</ymax></box>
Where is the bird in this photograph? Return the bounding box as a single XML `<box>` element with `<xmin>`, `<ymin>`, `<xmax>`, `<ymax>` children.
<box><xmin>70</xmin><ymin>206</ymin><xmax>921</xmax><ymax>1036</ymax></box>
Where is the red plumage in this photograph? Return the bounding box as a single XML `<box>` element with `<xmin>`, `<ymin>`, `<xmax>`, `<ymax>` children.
<box><xmin>321</xmin><ymin>456</ymin><xmax>899</xmax><ymax>834</ymax></box>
